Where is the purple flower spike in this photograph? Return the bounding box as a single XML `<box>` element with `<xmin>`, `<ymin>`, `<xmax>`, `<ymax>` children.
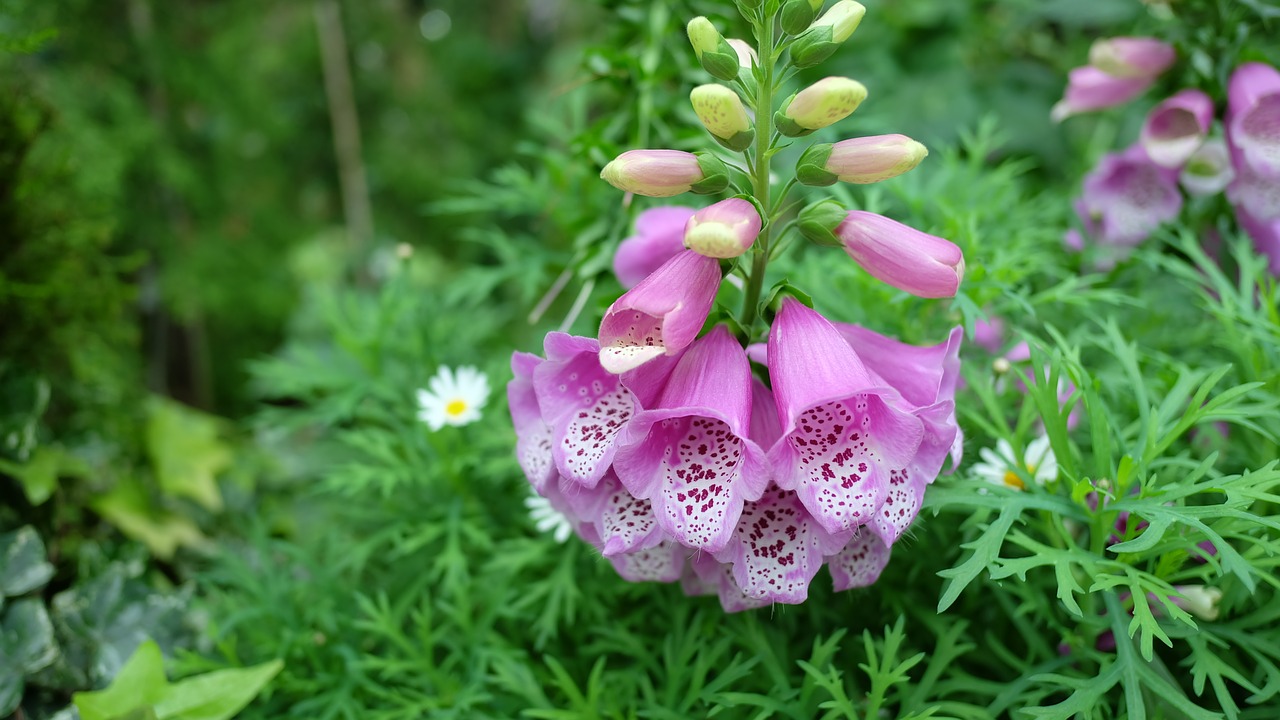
<box><xmin>1052</xmin><ymin>66</ymin><xmax>1154</xmax><ymax>122</ymax></box>
<box><xmin>561</xmin><ymin>468</ymin><xmax>665</xmax><ymax>558</ymax></box>
<box><xmin>828</xmin><ymin>531</ymin><xmax>892</xmax><ymax>591</ymax></box>
<box><xmin>766</xmin><ymin>298</ymin><xmax>926</xmax><ymax>536</ymax></box>
<box><xmin>1227</xmin><ymin>62</ymin><xmax>1280</xmax><ymax>179</ymax></box>
<box><xmin>533</xmin><ymin>333</ymin><xmax>637</xmax><ymax>488</ymax></box>
<box><xmin>1077</xmin><ymin>144</ymin><xmax>1183</xmax><ymax>247</ymax></box>
<box><xmin>613</xmin><ymin>206</ymin><xmax>697</xmax><ymax>289</ymax></box>
<box><xmin>712</xmin><ymin>485</ymin><xmax>851</xmax><ymax>603</ymax></box>
<box><xmin>1141</xmin><ymin>89</ymin><xmax>1215</xmax><ymax>169</ymax></box>
<box><xmin>612</xmin><ymin>326</ymin><xmax>771</xmax><ymax>552</ymax></box>
<box><xmin>598</xmin><ymin>250</ymin><xmax>721</xmax><ymax>374</ymax></box>
<box><xmin>835</xmin><ymin>211</ymin><xmax>965</xmax><ymax>298</ymax></box>
<box><xmin>508</xmin><ymin>351</ymin><xmax>556</xmax><ymax>494</ymax></box>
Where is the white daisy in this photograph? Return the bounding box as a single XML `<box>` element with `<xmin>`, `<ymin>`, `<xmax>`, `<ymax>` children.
<box><xmin>416</xmin><ymin>365</ymin><xmax>490</xmax><ymax>431</ymax></box>
<box><xmin>524</xmin><ymin>494</ymin><xmax>574</xmax><ymax>543</ymax></box>
<box><xmin>971</xmin><ymin>435</ymin><xmax>1058</xmax><ymax>491</ymax></box>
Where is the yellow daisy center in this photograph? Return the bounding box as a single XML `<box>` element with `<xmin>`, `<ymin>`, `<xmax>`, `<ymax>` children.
<box><xmin>445</xmin><ymin>399</ymin><xmax>468</xmax><ymax>417</ymax></box>
<box><xmin>1003</xmin><ymin>463</ymin><xmax>1037</xmax><ymax>490</ymax></box>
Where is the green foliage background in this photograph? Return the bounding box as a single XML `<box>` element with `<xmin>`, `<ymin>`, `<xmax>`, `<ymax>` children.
<box><xmin>2</xmin><ymin>0</ymin><xmax>1279</xmax><ymax>718</ymax></box>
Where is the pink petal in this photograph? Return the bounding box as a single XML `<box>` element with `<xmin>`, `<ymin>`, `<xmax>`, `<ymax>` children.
<box><xmin>828</xmin><ymin>531</ymin><xmax>893</xmax><ymax>590</ymax></box>
<box><xmin>509</xmin><ymin>351</ymin><xmax>556</xmax><ymax>493</ymax></box>
<box><xmin>606</xmin><ymin>540</ymin><xmax>686</xmax><ymax>583</ymax></box>
<box><xmin>614</xmin><ymin>206</ymin><xmax>698</xmax><ymax>289</ymax></box>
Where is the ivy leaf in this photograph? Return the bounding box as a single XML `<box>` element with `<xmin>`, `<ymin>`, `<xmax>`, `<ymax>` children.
<box><xmin>74</xmin><ymin>640</ymin><xmax>168</xmax><ymax>720</ymax></box>
<box><xmin>153</xmin><ymin>659</ymin><xmax>284</xmax><ymax>720</ymax></box>
<box><xmin>146</xmin><ymin>396</ymin><xmax>231</xmax><ymax>512</ymax></box>
<box><xmin>0</xmin><ymin>526</ymin><xmax>55</xmax><ymax>598</ymax></box>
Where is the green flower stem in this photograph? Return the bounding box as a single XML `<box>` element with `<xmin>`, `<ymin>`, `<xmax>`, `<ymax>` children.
<box><xmin>739</xmin><ymin>11</ymin><xmax>776</xmax><ymax>338</ymax></box>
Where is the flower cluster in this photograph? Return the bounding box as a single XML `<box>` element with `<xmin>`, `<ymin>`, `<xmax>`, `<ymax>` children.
<box><xmin>1058</xmin><ymin>37</ymin><xmax>1280</xmax><ymax>271</ymax></box>
<box><xmin>510</xmin><ymin>1</ymin><xmax>966</xmax><ymax>611</ymax></box>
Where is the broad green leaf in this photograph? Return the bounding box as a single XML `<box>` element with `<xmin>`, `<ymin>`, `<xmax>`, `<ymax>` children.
<box><xmin>153</xmin><ymin>659</ymin><xmax>283</xmax><ymax>720</ymax></box>
<box><xmin>0</xmin><ymin>526</ymin><xmax>55</xmax><ymax>597</ymax></box>
<box><xmin>74</xmin><ymin>640</ymin><xmax>168</xmax><ymax>720</ymax></box>
<box><xmin>1</xmin><ymin>598</ymin><xmax>59</xmax><ymax>673</ymax></box>
<box><xmin>146</xmin><ymin>396</ymin><xmax>231</xmax><ymax>512</ymax></box>
<box><xmin>91</xmin><ymin>478</ymin><xmax>207</xmax><ymax>559</ymax></box>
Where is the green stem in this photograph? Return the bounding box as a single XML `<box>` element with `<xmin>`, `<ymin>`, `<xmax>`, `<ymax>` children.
<box><xmin>740</xmin><ymin>12</ymin><xmax>777</xmax><ymax>337</ymax></box>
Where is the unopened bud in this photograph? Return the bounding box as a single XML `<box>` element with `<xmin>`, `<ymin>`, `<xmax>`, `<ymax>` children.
<box><xmin>690</xmin><ymin>84</ymin><xmax>755</xmax><ymax>151</ymax></box>
<box><xmin>836</xmin><ymin>211</ymin><xmax>964</xmax><ymax>298</ymax></box>
<box><xmin>776</xmin><ymin>76</ymin><xmax>867</xmax><ymax>136</ymax></box>
<box><xmin>797</xmin><ymin>134</ymin><xmax>927</xmax><ymax>186</ymax></box>
<box><xmin>601</xmin><ymin>149</ymin><xmax>729</xmax><ymax>197</ymax></box>
<box><xmin>683</xmin><ymin>198</ymin><xmax>762</xmax><ymax>259</ymax></box>
<box><xmin>790</xmin><ymin>1</ymin><xmax>865</xmax><ymax>69</ymax></box>
<box><xmin>796</xmin><ymin>200</ymin><xmax>847</xmax><ymax>247</ymax></box>
<box><xmin>780</xmin><ymin>0</ymin><xmax>817</xmax><ymax>35</ymax></box>
<box><xmin>687</xmin><ymin>16</ymin><xmax>741</xmax><ymax>82</ymax></box>
<box><xmin>1088</xmin><ymin>37</ymin><xmax>1175</xmax><ymax>79</ymax></box>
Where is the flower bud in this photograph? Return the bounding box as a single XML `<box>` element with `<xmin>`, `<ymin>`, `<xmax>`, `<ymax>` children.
<box><xmin>790</xmin><ymin>1</ymin><xmax>866</xmax><ymax>69</ymax></box>
<box><xmin>835</xmin><ymin>211</ymin><xmax>964</xmax><ymax>298</ymax></box>
<box><xmin>690</xmin><ymin>84</ymin><xmax>756</xmax><ymax>151</ymax></box>
<box><xmin>796</xmin><ymin>134</ymin><xmax>927</xmax><ymax>186</ymax></box>
<box><xmin>601</xmin><ymin>149</ymin><xmax>730</xmax><ymax>197</ymax></box>
<box><xmin>726</xmin><ymin>38</ymin><xmax>757</xmax><ymax>70</ymax></box>
<box><xmin>737</xmin><ymin>0</ymin><xmax>764</xmax><ymax>9</ymax></box>
<box><xmin>683</xmin><ymin>198</ymin><xmax>762</xmax><ymax>258</ymax></box>
<box><xmin>1088</xmin><ymin>37</ymin><xmax>1175</xmax><ymax>79</ymax></box>
<box><xmin>796</xmin><ymin>199</ymin><xmax>848</xmax><ymax>247</ymax></box>
<box><xmin>1051</xmin><ymin>66</ymin><xmax>1154</xmax><ymax>122</ymax></box>
<box><xmin>687</xmin><ymin>16</ymin><xmax>741</xmax><ymax>82</ymax></box>
<box><xmin>776</xmin><ymin>77</ymin><xmax>867</xmax><ymax>137</ymax></box>
<box><xmin>1172</xmin><ymin>585</ymin><xmax>1223</xmax><ymax>622</ymax></box>
<box><xmin>780</xmin><ymin>0</ymin><xmax>817</xmax><ymax>35</ymax></box>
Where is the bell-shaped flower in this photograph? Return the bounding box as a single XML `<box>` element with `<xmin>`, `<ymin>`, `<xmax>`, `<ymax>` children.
<box><xmin>797</xmin><ymin>135</ymin><xmax>928</xmax><ymax>186</ymax></box>
<box><xmin>683</xmin><ymin>198</ymin><xmax>762</xmax><ymax>259</ymax></box>
<box><xmin>834</xmin><ymin>211</ymin><xmax>965</xmax><ymax>298</ymax></box>
<box><xmin>613</xmin><ymin>206</ymin><xmax>696</xmax><ymax>289</ymax></box>
<box><xmin>827</xmin><ymin>530</ymin><xmax>893</xmax><ymax>590</ymax></box>
<box><xmin>776</xmin><ymin>77</ymin><xmax>868</xmax><ymax>137</ymax></box>
<box><xmin>1180</xmin><ymin>138</ymin><xmax>1235</xmax><ymax>197</ymax></box>
<box><xmin>601</xmin><ymin>149</ymin><xmax>730</xmax><ymax>198</ymax></box>
<box><xmin>612</xmin><ymin>327</ymin><xmax>771</xmax><ymax>552</ymax></box>
<box><xmin>1051</xmin><ymin>66</ymin><xmax>1154</xmax><ymax>122</ymax></box>
<box><xmin>1227</xmin><ymin>62</ymin><xmax>1280</xmax><ymax>179</ymax></box>
<box><xmin>1088</xmin><ymin>37</ymin><xmax>1175</xmax><ymax>79</ymax></box>
<box><xmin>508</xmin><ymin>351</ymin><xmax>556</xmax><ymax>494</ymax></box>
<box><xmin>790</xmin><ymin>1</ymin><xmax>867</xmax><ymax>69</ymax></box>
<box><xmin>605</xmin><ymin>539</ymin><xmax>688</xmax><ymax>583</ymax></box>
<box><xmin>560</xmin><ymin>467</ymin><xmax>666</xmax><ymax>558</ymax></box>
<box><xmin>1235</xmin><ymin>204</ymin><xmax>1280</xmax><ymax>276</ymax></box>
<box><xmin>1075</xmin><ymin>144</ymin><xmax>1182</xmax><ymax>248</ymax></box>
<box><xmin>598</xmin><ymin>250</ymin><xmax>721</xmax><ymax>374</ymax></box>
<box><xmin>686</xmin><ymin>16</ymin><xmax>740</xmax><ymax>82</ymax></box>
<box><xmin>1140</xmin><ymin>89</ymin><xmax>1214</xmax><ymax>168</ymax></box>
<box><xmin>690</xmin><ymin>84</ymin><xmax>755</xmax><ymax>151</ymax></box>
<box><xmin>532</xmin><ymin>333</ymin><xmax>638</xmax><ymax>487</ymax></box>
<box><xmin>765</xmin><ymin>298</ymin><xmax>927</xmax><ymax>536</ymax></box>
<box><xmin>685</xmin><ymin>552</ymin><xmax>772</xmax><ymax>613</ymax></box>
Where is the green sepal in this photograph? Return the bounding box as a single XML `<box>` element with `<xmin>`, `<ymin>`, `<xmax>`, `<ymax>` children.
<box><xmin>736</xmin><ymin>0</ymin><xmax>764</xmax><ymax>9</ymax></box>
<box><xmin>714</xmin><ymin>128</ymin><xmax>756</xmax><ymax>152</ymax></box>
<box><xmin>797</xmin><ymin>200</ymin><xmax>847</xmax><ymax>247</ymax></box>
<box><xmin>780</xmin><ymin>0</ymin><xmax>816</xmax><ymax>35</ymax></box>
<box><xmin>702</xmin><ymin>39</ymin><xmax>742</xmax><ymax>82</ymax></box>
<box><xmin>761</xmin><ymin>280</ymin><xmax>815</xmax><ymax>324</ymax></box>
<box><xmin>795</xmin><ymin>144</ymin><xmax>836</xmax><ymax>186</ymax></box>
<box><xmin>790</xmin><ymin>26</ymin><xmax>837</xmax><ymax>68</ymax></box>
<box><xmin>773</xmin><ymin>95</ymin><xmax>815</xmax><ymax>138</ymax></box>
<box><xmin>691</xmin><ymin>152</ymin><xmax>731</xmax><ymax>194</ymax></box>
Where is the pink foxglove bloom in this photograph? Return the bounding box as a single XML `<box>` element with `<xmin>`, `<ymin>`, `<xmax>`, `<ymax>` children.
<box><xmin>532</xmin><ymin>333</ymin><xmax>637</xmax><ymax>487</ymax></box>
<box><xmin>508</xmin><ymin>352</ymin><xmax>556</xmax><ymax>494</ymax></box>
<box><xmin>1140</xmin><ymin>89</ymin><xmax>1214</xmax><ymax>168</ymax></box>
<box><xmin>683</xmin><ymin>198</ymin><xmax>762</xmax><ymax>259</ymax></box>
<box><xmin>765</xmin><ymin>298</ymin><xmax>927</xmax><ymax>537</ymax></box>
<box><xmin>797</xmin><ymin>135</ymin><xmax>928</xmax><ymax>186</ymax></box>
<box><xmin>598</xmin><ymin>250</ymin><xmax>721</xmax><ymax>374</ymax></box>
<box><xmin>612</xmin><ymin>206</ymin><xmax>697</xmax><ymax>289</ymax></box>
<box><xmin>827</xmin><ymin>531</ymin><xmax>893</xmax><ymax>591</ymax></box>
<box><xmin>1226</xmin><ymin>62</ymin><xmax>1280</xmax><ymax>179</ymax></box>
<box><xmin>1088</xmin><ymin>37</ymin><xmax>1175</xmax><ymax>79</ymax></box>
<box><xmin>835</xmin><ymin>211</ymin><xmax>965</xmax><ymax>298</ymax></box>
<box><xmin>777</xmin><ymin>77</ymin><xmax>868</xmax><ymax>136</ymax></box>
<box><xmin>1075</xmin><ymin>144</ymin><xmax>1182</xmax><ymax>248</ymax></box>
<box><xmin>1051</xmin><ymin>66</ymin><xmax>1154</xmax><ymax>122</ymax></box>
<box><xmin>600</xmin><ymin>149</ymin><xmax>728</xmax><ymax>197</ymax></box>
<box><xmin>1235</xmin><ymin>205</ymin><xmax>1280</xmax><ymax>275</ymax></box>
<box><xmin>973</xmin><ymin>315</ymin><xmax>1005</xmax><ymax>353</ymax></box>
<box><xmin>612</xmin><ymin>326</ymin><xmax>771</xmax><ymax>552</ymax></box>
<box><xmin>1180</xmin><ymin>138</ymin><xmax>1235</xmax><ymax>197</ymax></box>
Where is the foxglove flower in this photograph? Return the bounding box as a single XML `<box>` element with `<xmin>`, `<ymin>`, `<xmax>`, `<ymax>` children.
<box><xmin>613</xmin><ymin>206</ymin><xmax>697</xmax><ymax>289</ymax></box>
<box><xmin>417</xmin><ymin>365</ymin><xmax>490</xmax><ymax>431</ymax></box>
<box><xmin>600</xmin><ymin>150</ymin><xmax>729</xmax><ymax>198</ymax></box>
<box><xmin>683</xmin><ymin>198</ymin><xmax>762</xmax><ymax>259</ymax></box>
<box><xmin>1075</xmin><ymin>144</ymin><xmax>1182</xmax><ymax>248</ymax></box>
<box><xmin>1180</xmin><ymin>138</ymin><xmax>1235</xmax><ymax>197</ymax></box>
<box><xmin>835</xmin><ymin>211</ymin><xmax>965</xmax><ymax>298</ymax></box>
<box><xmin>766</xmin><ymin>298</ymin><xmax>926</xmax><ymax>536</ymax></box>
<box><xmin>532</xmin><ymin>333</ymin><xmax>637</xmax><ymax>487</ymax></box>
<box><xmin>612</xmin><ymin>327</ymin><xmax>771</xmax><ymax>552</ymax></box>
<box><xmin>1052</xmin><ymin>66</ymin><xmax>1154</xmax><ymax>122</ymax></box>
<box><xmin>971</xmin><ymin>436</ymin><xmax>1057</xmax><ymax>491</ymax></box>
<box><xmin>1226</xmin><ymin>62</ymin><xmax>1280</xmax><ymax>179</ymax></box>
<box><xmin>797</xmin><ymin>135</ymin><xmax>928</xmax><ymax>186</ymax></box>
<box><xmin>598</xmin><ymin>250</ymin><xmax>721</xmax><ymax>374</ymax></box>
<box><xmin>776</xmin><ymin>76</ymin><xmax>868</xmax><ymax>137</ymax></box>
<box><xmin>690</xmin><ymin>84</ymin><xmax>755</xmax><ymax>151</ymax></box>
<box><xmin>1088</xmin><ymin>37</ymin><xmax>1175</xmax><ymax>79</ymax></box>
<box><xmin>791</xmin><ymin>1</ymin><xmax>867</xmax><ymax>69</ymax></box>
<box><xmin>1235</xmin><ymin>204</ymin><xmax>1280</xmax><ymax>275</ymax></box>
<box><xmin>508</xmin><ymin>352</ymin><xmax>555</xmax><ymax>492</ymax></box>
<box><xmin>827</xmin><ymin>531</ymin><xmax>893</xmax><ymax>591</ymax></box>
<box><xmin>1140</xmin><ymin>89</ymin><xmax>1214</xmax><ymax>169</ymax></box>
<box><xmin>686</xmin><ymin>16</ymin><xmax>740</xmax><ymax>82</ymax></box>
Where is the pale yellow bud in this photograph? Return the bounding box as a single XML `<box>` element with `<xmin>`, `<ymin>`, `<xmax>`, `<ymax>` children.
<box><xmin>690</xmin><ymin>84</ymin><xmax>753</xmax><ymax>147</ymax></box>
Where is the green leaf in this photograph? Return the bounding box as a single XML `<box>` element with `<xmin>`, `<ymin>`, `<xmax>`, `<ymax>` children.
<box><xmin>936</xmin><ymin>504</ymin><xmax>1020</xmax><ymax>612</ymax></box>
<box><xmin>91</xmin><ymin>478</ymin><xmax>207</xmax><ymax>560</ymax></box>
<box><xmin>1</xmin><ymin>598</ymin><xmax>59</xmax><ymax>674</ymax></box>
<box><xmin>74</xmin><ymin>640</ymin><xmax>168</xmax><ymax>720</ymax></box>
<box><xmin>0</xmin><ymin>526</ymin><xmax>55</xmax><ymax>597</ymax></box>
<box><xmin>146</xmin><ymin>396</ymin><xmax>231</xmax><ymax>511</ymax></box>
<box><xmin>153</xmin><ymin>659</ymin><xmax>283</xmax><ymax>720</ymax></box>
